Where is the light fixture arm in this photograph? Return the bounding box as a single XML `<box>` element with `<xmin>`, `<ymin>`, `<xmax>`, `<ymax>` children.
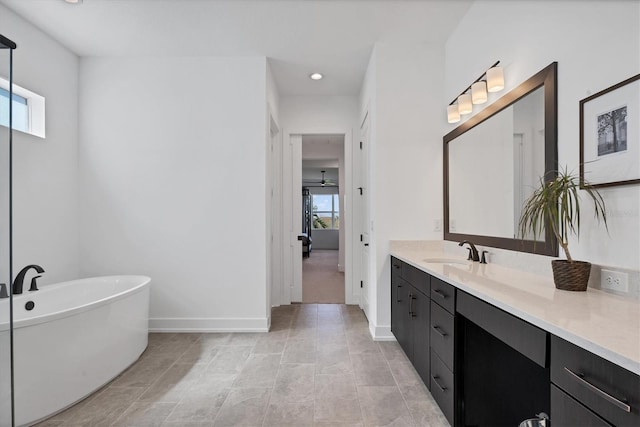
<box><xmin>448</xmin><ymin>60</ymin><xmax>500</xmax><ymax>106</ymax></box>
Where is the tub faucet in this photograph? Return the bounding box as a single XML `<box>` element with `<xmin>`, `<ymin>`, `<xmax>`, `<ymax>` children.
<box><xmin>458</xmin><ymin>241</ymin><xmax>480</xmax><ymax>262</ymax></box>
<box><xmin>13</xmin><ymin>264</ymin><xmax>45</xmax><ymax>295</ymax></box>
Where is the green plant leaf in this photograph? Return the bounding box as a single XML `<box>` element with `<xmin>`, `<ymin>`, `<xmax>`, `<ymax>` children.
<box><xmin>518</xmin><ymin>166</ymin><xmax>608</xmax><ymax>261</ymax></box>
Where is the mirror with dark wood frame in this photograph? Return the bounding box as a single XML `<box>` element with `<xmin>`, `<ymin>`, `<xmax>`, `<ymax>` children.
<box><xmin>444</xmin><ymin>62</ymin><xmax>559</xmax><ymax>256</ymax></box>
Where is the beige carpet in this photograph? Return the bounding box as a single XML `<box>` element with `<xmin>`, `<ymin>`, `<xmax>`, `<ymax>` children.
<box><xmin>303</xmin><ymin>249</ymin><xmax>345</xmax><ymax>303</ymax></box>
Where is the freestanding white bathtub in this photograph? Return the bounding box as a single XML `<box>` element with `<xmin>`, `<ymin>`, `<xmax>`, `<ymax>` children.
<box><xmin>0</xmin><ymin>275</ymin><xmax>150</xmax><ymax>427</ymax></box>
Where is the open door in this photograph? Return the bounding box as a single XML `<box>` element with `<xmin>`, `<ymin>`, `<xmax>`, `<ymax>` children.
<box><xmin>282</xmin><ymin>133</ymin><xmax>303</xmax><ymax>303</ymax></box>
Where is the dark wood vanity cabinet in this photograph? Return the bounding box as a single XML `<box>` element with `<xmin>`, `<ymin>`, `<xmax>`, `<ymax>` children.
<box><xmin>390</xmin><ymin>256</ymin><xmax>639</xmax><ymax>427</ymax></box>
<box><xmin>390</xmin><ymin>257</ymin><xmax>431</xmax><ymax>386</ymax></box>
<box><xmin>550</xmin><ymin>335</ymin><xmax>640</xmax><ymax>427</ymax></box>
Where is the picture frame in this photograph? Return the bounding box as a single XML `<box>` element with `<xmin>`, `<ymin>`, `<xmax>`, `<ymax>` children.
<box><xmin>580</xmin><ymin>73</ymin><xmax>640</xmax><ymax>188</ymax></box>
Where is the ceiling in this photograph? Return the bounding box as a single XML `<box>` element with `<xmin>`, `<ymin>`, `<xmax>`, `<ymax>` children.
<box><xmin>0</xmin><ymin>0</ymin><xmax>472</xmax><ymax>96</ymax></box>
<box><xmin>302</xmin><ymin>167</ymin><xmax>338</xmax><ymax>185</ymax></box>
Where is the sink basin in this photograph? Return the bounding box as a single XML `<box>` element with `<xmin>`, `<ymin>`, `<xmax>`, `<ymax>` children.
<box><xmin>422</xmin><ymin>258</ymin><xmax>468</xmax><ymax>266</ymax></box>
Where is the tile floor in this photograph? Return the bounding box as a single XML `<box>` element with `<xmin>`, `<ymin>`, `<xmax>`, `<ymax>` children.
<box><xmin>36</xmin><ymin>304</ymin><xmax>448</xmax><ymax>426</ymax></box>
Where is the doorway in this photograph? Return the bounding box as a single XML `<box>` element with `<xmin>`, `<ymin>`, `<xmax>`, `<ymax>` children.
<box><xmin>301</xmin><ymin>135</ymin><xmax>345</xmax><ymax>303</ymax></box>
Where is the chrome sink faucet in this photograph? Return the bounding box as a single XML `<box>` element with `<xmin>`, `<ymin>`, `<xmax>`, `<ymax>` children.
<box><xmin>12</xmin><ymin>264</ymin><xmax>45</xmax><ymax>294</ymax></box>
<box><xmin>458</xmin><ymin>241</ymin><xmax>480</xmax><ymax>262</ymax></box>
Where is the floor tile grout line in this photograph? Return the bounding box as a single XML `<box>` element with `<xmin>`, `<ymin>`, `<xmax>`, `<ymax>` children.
<box><xmin>105</xmin><ymin>338</ymin><xmax>197</xmax><ymax>426</ymax></box>
<box><xmin>382</xmin><ymin>341</ymin><xmax>423</xmax><ymax>427</ymax></box>
<box><xmin>107</xmin><ymin>334</ymin><xmax>201</xmax><ymax>426</ymax></box>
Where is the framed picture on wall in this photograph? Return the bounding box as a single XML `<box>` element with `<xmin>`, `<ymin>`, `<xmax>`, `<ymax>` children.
<box><xmin>580</xmin><ymin>73</ymin><xmax>640</xmax><ymax>188</ymax></box>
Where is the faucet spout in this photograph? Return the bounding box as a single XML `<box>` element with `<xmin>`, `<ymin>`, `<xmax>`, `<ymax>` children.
<box><xmin>458</xmin><ymin>241</ymin><xmax>480</xmax><ymax>262</ymax></box>
<box><xmin>12</xmin><ymin>264</ymin><xmax>45</xmax><ymax>295</ymax></box>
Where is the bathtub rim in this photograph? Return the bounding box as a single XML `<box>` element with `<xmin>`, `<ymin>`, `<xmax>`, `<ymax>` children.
<box><xmin>0</xmin><ymin>275</ymin><xmax>151</xmax><ymax>331</ymax></box>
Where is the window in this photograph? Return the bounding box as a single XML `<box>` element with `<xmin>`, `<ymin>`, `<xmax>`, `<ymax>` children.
<box><xmin>0</xmin><ymin>87</ymin><xmax>29</xmax><ymax>133</ymax></box>
<box><xmin>0</xmin><ymin>78</ymin><xmax>46</xmax><ymax>138</ymax></box>
<box><xmin>312</xmin><ymin>194</ymin><xmax>340</xmax><ymax>229</ymax></box>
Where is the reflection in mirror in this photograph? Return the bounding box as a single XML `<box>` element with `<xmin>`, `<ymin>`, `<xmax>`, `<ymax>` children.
<box><xmin>444</xmin><ymin>62</ymin><xmax>558</xmax><ymax>256</ymax></box>
<box><xmin>449</xmin><ymin>87</ymin><xmax>544</xmax><ymax>239</ymax></box>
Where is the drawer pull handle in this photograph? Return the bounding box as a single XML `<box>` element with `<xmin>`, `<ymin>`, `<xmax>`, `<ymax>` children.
<box><xmin>564</xmin><ymin>367</ymin><xmax>631</xmax><ymax>413</ymax></box>
<box><xmin>432</xmin><ymin>325</ymin><xmax>448</xmax><ymax>337</ymax></box>
<box><xmin>432</xmin><ymin>375</ymin><xmax>447</xmax><ymax>392</ymax></box>
<box><xmin>396</xmin><ymin>284</ymin><xmax>402</xmax><ymax>303</ymax></box>
<box><xmin>409</xmin><ymin>293</ymin><xmax>416</xmax><ymax>318</ymax></box>
<box><xmin>433</xmin><ymin>289</ymin><xmax>447</xmax><ymax>299</ymax></box>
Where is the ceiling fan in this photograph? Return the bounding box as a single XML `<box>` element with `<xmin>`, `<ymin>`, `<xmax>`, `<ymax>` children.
<box><xmin>303</xmin><ymin>170</ymin><xmax>338</xmax><ymax>187</ymax></box>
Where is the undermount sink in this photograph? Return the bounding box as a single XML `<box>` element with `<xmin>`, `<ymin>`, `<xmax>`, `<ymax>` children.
<box><xmin>422</xmin><ymin>258</ymin><xmax>468</xmax><ymax>266</ymax></box>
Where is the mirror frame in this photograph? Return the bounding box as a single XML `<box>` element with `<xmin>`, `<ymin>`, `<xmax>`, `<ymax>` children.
<box><xmin>444</xmin><ymin>62</ymin><xmax>559</xmax><ymax>256</ymax></box>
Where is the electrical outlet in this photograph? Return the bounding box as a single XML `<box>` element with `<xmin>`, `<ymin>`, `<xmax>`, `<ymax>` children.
<box><xmin>434</xmin><ymin>219</ymin><xmax>442</xmax><ymax>232</ymax></box>
<box><xmin>601</xmin><ymin>269</ymin><xmax>629</xmax><ymax>293</ymax></box>
<box><xmin>450</xmin><ymin>219</ymin><xmax>457</xmax><ymax>232</ymax></box>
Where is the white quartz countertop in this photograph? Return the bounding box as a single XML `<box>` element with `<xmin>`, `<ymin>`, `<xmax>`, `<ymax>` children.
<box><xmin>390</xmin><ymin>246</ymin><xmax>640</xmax><ymax>376</ymax></box>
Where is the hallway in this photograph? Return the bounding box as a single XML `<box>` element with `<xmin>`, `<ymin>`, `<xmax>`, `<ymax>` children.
<box><xmin>302</xmin><ymin>249</ymin><xmax>345</xmax><ymax>304</ymax></box>
<box><xmin>37</xmin><ymin>304</ymin><xmax>447</xmax><ymax>426</ymax></box>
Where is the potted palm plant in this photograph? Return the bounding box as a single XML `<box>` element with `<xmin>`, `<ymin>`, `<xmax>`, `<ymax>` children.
<box><xmin>519</xmin><ymin>168</ymin><xmax>607</xmax><ymax>291</ymax></box>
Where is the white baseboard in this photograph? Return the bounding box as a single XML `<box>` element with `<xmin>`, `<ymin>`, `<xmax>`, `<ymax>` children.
<box><xmin>368</xmin><ymin>322</ymin><xmax>395</xmax><ymax>341</ymax></box>
<box><xmin>149</xmin><ymin>317</ymin><xmax>269</xmax><ymax>332</ymax></box>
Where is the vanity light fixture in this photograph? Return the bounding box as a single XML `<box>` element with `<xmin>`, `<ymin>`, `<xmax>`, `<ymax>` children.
<box><xmin>446</xmin><ymin>61</ymin><xmax>503</xmax><ymax>122</ymax></box>
<box><xmin>447</xmin><ymin>105</ymin><xmax>461</xmax><ymax>124</ymax></box>
<box><xmin>457</xmin><ymin>93</ymin><xmax>473</xmax><ymax>115</ymax></box>
<box><xmin>309</xmin><ymin>73</ymin><xmax>323</xmax><ymax>81</ymax></box>
<box><xmin>471</xmin><ymin>81</ymin><xmax>488</xmax><ymax>104</ymax></box>
<box><xmin>486</xmin><ymin>65</ymin><xmax>505</xmax><ymax>92</ymax></box>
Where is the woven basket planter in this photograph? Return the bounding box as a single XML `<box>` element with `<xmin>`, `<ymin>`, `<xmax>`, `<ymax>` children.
<box><xmin>551</xmin><ymin>260</ymin><xmax>592</xmax><ymax>291</ymax></box>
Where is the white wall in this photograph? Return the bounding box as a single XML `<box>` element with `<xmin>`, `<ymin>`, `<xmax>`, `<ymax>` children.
<box><xmin>360</xmin><ymin>42</ymin><xmax>445</xmax><ymax>338</ymax></box>
<box><xmin>0</xmin><ymin>4</ymin><xmax>80</xmax><ymax>285</ymax></box>
<box><xmin>79</xmin><ymin>56</ymin><xmax>270</xmax><ymax>331</ymax></box>
<box><xmin>281</xmin><ymin>96</ymin><xmax>359</xmax><ymax>133</ymax></box>
<box><xmin>445</xmin><ymin>0</ymin><xmax>640</xmax><ymax>271</ymax></box>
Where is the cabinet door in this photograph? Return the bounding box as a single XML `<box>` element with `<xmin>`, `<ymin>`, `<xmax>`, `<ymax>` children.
<box><xmin>551</xmin><ymin>335</ymin><xmax>640</xmax><ymax>426</ymax></box>
<box><xmin>391</xmin><ymin>277</ymin><xmax>412</xmax><ymax>359</ymax></box>
<box><xmin>430</xmin><ymin>301</ymin><xmax>455</xmax><ymax>371</ymax></box>
<box><xmin>411</xmin><ymin>286</ymin><xmax>430</xmax><ymax>387</ymax></box>
<box><xmin>431</xmin><ymin>350</ymin><xmax>455</xmax><ymax>426</ymax></box>
<box><xmin>431</xmin><ymin>276</ymin><xmax>455</xmax><ymax>314</ymax></box>
<box><xmin>551</xmin><ymin>385</ymin><xmax>611</xmax><ymax>427</ymax></box>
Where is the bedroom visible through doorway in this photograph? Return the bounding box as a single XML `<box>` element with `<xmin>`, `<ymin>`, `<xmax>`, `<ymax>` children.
<box><xmin>301</xmin><ymin>135</ymin><xmax>345</xmax><ymax>303</ymax></box>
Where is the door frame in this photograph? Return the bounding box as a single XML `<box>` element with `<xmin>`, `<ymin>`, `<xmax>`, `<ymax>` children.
<box><xmin>279</xmin><ymin>128</ymin><xmax>358</xmax><ymax>305</ymax></box>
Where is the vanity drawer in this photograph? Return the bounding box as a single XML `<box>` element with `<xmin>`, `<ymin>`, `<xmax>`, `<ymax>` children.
<box><xmin>551</xmin><ymin>335</ymin><xmax>640</xmax><ymax>427</ymax></box>
<box><xmin>457</xmin><ymin>291</ymin><xmax>547</xmax><ymax>368</ymax></box>
<box><xmin>551</xmin><ymin>385</ymin><xmax>611</xmax><ymax>427</ymax></box>
<box><xmin>430</xmin><ymin>276</ymin><xmax>455</xmax><ymax>314</ymax></box>
<box><xmin>404</xmin><ymin>263</ymin><xmax>430</xmax><ymax>295</ymax></box>
<box><xmin>430</xmin><ymin>301</ymin><xmax>455</xmax><ymax>371</ymax></box>
<box><xmin>431</xmin><ymin>350</ymin><xmax>455</xmax><ymax>426</ymax></box>
<box><xmin>391</xmin><ymin>257</ymin><xmax>402</xmax><ymax>281</ymax></box>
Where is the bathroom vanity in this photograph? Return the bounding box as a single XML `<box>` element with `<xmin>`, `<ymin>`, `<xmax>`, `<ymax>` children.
<box><xmin>390</xmin><ymin>246</ymin><xmax>640</xmax><ymax>427</ymax></box>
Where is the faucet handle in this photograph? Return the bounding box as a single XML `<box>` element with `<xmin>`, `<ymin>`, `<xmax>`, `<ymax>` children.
<box><xmin>0</xmin><ymin>283</ymin><xmax>7</xmax><ymax>298</ymax></box>
<box><xmin>465</xmin><ymin>248</ymin><xmax>472</xmax><ymax>261</ymax></box>
<box><xmin>29</xmin><ymin>275</ymin><xmax>42</xmax><ymax>292</ymax></box>
<box><xmin>480</xmin><ymin>251</ymin><xmax>489</xmax><ymax>264</ymax></box>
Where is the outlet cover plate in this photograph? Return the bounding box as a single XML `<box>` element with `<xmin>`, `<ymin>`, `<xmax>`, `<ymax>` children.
<box><xmin>601</xmin><ymin>269</ymin><xmax>629</xmax><ymax>293</ymax></box>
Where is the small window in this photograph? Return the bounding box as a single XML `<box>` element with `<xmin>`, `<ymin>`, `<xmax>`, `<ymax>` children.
<box><xmin>0</xmin><ymin>87</ymin><xmax>29</xmax><ymax>133</ymax></box>
<box><xmin>312</xmin><ymin>194</ymin><xmax>340</xmax><ymax>229</ymax></box>
<box><xmin>0</xmin><ymin>78</ymin><xmax>45</xmax><ymax>138</ymax></box>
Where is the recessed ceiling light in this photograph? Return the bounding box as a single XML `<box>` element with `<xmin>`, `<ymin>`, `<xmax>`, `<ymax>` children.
<box><xmin>309</xmin><ymin>73</ymin><xmax>323</xmax><ymax>81</ymax></box>
<box><xmin>64</xmin><ymin>0</ymin><xmax>83</xmax><ymax>4</ymax></box>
